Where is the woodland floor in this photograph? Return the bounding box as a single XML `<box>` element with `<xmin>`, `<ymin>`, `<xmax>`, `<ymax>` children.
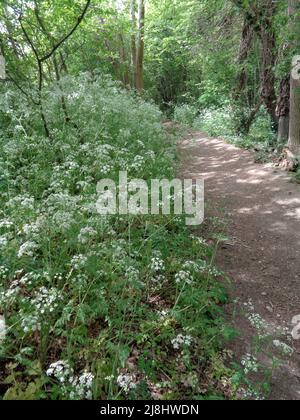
<box><xmin>179</xmin><ymin>131</ymin><xmax>300</xmax><ymax>400</ymax></box>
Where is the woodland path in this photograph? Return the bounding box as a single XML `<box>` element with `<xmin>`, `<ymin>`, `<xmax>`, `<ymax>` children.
<box><xmin>179</xmin><ymin>131</ymin><xmax>300</xmax><ymax>400</ymax></box>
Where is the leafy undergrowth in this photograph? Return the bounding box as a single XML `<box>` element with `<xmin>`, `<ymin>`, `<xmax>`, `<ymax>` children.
<box><xmin>173</xmin><ymin>104</ymin><xmax>277</xmax><ymax>155</ymax></box>
<box><xmin>0</xmin><ymin>73</ymin><xmax>237</xmax><ymax>400</ymax></box>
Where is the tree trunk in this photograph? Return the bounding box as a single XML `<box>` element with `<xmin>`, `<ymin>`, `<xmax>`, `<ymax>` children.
<box><xmin>119</xmin><ymin>33</ymin><xmax>130</xmax><ymax>88</ymax></box>
<box><xmin>131</xmin><ymin>0</ymin><xmax>137</xmax><ymax>88</ymax></box>
<box><xmin>0</xmin><ymin>54</ymin><xmax>5</xmax><ymax>80</ymax></box>
<box><xmin>288</xmin><ymin>0</ymin><xmax>300</xmax><ymax>154</ymax></box>
<box><xmin>276</xmin><ymin>76</ymin><xmax>290</xmax><ymax>143</ymax></box>
<box><xmin>135</xmin><ymin>0</ymin><xmax>145</xmax><ymax>92</ymax></box>
<box><xmin>260</xmin><ymin>0</ymin><xmax>278</xmax><ymax>131</ymax></box>
<box><xmin>234</xmin><ymin>17</ymin><xmax>254</xmax><ymax>100</ymax></box>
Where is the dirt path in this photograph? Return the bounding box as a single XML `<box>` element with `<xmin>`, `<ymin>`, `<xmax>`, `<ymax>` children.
<box><xmin>179</xmin><ymin>132</ymin><xmax>300</xmax><ymax>400</ymax></box>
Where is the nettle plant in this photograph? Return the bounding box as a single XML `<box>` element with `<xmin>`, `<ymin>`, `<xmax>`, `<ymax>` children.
<box><xmin>0</xmin><ymin>73</ymin><xmax>232</xmax><ymax>400</ymax></box>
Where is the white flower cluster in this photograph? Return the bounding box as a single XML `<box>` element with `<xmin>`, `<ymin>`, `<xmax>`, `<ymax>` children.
<box><xmin>46</xmin><ymin>360</ymin><xmax>74</xmax><ymax>384</ymax></box>
<box><xmin>0</xmin><ymin>219</ymin><xmax>13</xmax><ymax>229</ymax></box>
<box><xmin>0</xmin><ymin>235</ymin><xmax>8</xmax><ymax>248</ymax></box>
<box><xmin>171</xmin><ymin>334</ymin><xmax>193</xmax><ymax>350</ymax></box>
<box><xmin>125</xmin><ymin>267</ymin><xmax>140</xmax><ymax>282</ymax></box>
<box><xmin>150</xmin><ymin>257</ymin><xmax>165</xmax><ymax>272</ymax></box>
<box><xmin>70</xmin><ymin>254</ymin><xmax>88</xmax><ymax>270</ymax></box>
<box><xmin>52</xmin><ymin>211</ymin><xmax>74</xmax><ymax>232</ymax></box>
<box><xmin>0</xmin><ymin>265</ymin><xmax>9</xmax><ymax>280</ymax></box>
<box><xmin>175</xmin><ymin>270</ymin><xmax>194</xmax><ymax>285</ymax></box>
<box><xmin>241</xmin><ymin>354</ymin><xmax>259</xmax><ymax>375</ymax></box>
<box><xmin>131</xmin><ymin>155</ymin><xmax>145</xmax><ymax>172</ymax></box>
<box><xmin>0</xmin><ymin>315</ymin><xmax>6</xmax><ymax>342</ymax></box>
<box><xmin>99</xmin><ymin>164</ymin><xmax>113</xmax><ymax>175</ymax></box>
<box><xmin>273</xmin><ymin>340</ymin><xmax>294</xmax><ymax>356</ymax></box>
<box><xmin>22</xmin><ymin>216</ymin><xmax>46</xmax><ymax>238</ymax></box>
<box><xmin>78</xmin><ymin>227</ymin><xmax>97</xmax><ymax>244</ymax></box>
<box><xmin>70</xmin><ymin>372</ymin><xmax>94</xmax><ymax>400</ymax></box>
<box><xmin>32</xmin><ymin>287</ymin><xmax>62</xmax><ymax>316</ymax></box>
<box><xmin>18</xmin><ymin>241</ymin><xmax>38</xmax><ymax>258</ymax></box>
<box><xmin>7</xmin><ymin>194</ymin><xmax>35</xmax><ymax>211</ymax></box>
<box><xmin>21</xmin><ymin>314</ymin><xmax>41</xmax><ymax>333</ymax></box>
<box><xmin>243</xmin><ymin>300</ymin><xmax>268</xmax><ymax>332</ymax></box>
<box><xmin>150</xmin><ymin>257</ymin><xmax>166</xmax><ymax>283</ymax></box>
<box><xmin>0</xmin><ymin>276</ymin><xmax>25</xmax><ymax>306</ymax></box>
<box><xmin>46</xmin><ymin>362</ymin><xmax>94</xmax><ymax>400</ymax></box>
<box><xmin>242</xmin><ymin>388</ymin><xmax>265</xmax><ymax>401</ymax></box>
<box><xmin>111</xmin><ymin>240</ymin><xmax>127</xmax><ymax>259</ymax></box>
<box><xmin>247</xmin><ymin>313</ymin><xmax>268</xmax><ymax>331</ymax></box>
<box><xmin>117</xmin><ymin>373</ymin><xmax>137</xmax><ymax>393</ymax></box>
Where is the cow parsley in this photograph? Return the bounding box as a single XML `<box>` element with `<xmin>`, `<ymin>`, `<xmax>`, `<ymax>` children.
<box><xmin>171</xmin><ymin>334</ymin><xmax>193</xmax><ymax>350</ymax></box>
<box><xmin>175</xmin><ymin>270</ymin><xmax>194</xmax><ymax>285</ymax></box>
<box><xmin>18</xmin><ymin>241</ymin><xmax>38</xmax><ymax>258</ymax></box>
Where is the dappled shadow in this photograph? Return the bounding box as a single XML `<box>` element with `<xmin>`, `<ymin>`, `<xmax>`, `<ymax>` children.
<box><xmin>179</xmin><ymin>132</ymin><xmax>300</xmax><ymax>400</ymax></box>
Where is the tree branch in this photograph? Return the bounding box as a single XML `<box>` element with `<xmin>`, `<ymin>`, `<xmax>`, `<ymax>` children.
<box><xmin>40</xmin><ymin>0</ymin><xmax>91</xmax><ymax>63</ymax></box>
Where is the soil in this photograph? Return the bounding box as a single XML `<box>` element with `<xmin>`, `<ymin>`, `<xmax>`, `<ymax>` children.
<box><xmin>179</xmin><ymin>131</ymin><xmax>300</xmax><ymax>400</ymax></box>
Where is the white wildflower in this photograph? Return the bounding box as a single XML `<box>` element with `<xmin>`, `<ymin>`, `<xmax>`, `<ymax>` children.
<box><xmin>241</xmin><ymin>354</ymin><xmax>259</xmax><ymax>375</ymax></box>
<box><xmin>7</xmin><ymin>194</ymin><xmax>35</xmax><ymax>211</ymax></box>
<box><xmin>32</xmin><ymin>287</ymin><xmax>62</xmax><ymax>316</ymax></box>
<box><xmin>0</xmin><ymin>315</ymin><xmax>6</xmax><ymax>342</ymax></box>
<box><xmin>70</xmin><ymin>372</ymin><xmax>94</xmax><ymax>400</ymax></box>
<box><xmin>0</xmin><ymin>235</ymin><xmax>8</xmax><ymax>248</ymax></box>
<box><xmin>52</xmin><ymin>211</ymin><xmax>74</xmax><ymax>231</ymax></box>
<box><xmin>171</xmin><ymin>334</ymin><xmax>193</xmax><ymax>350</ymax></box>
<box><xmin>151</xmin><ymin>274</ymin><xmax>166</xmax><ymax>284</ymax></box>
<box><xmin>70</xmin><ymin>254</ymin><xmax>88</xmax><ymax>270</ymax></box>
<box><xmin>150</xmin><ymin>257</ymin><xmax>165</xmax><ymax>273</ymax></box>
<box><xmin>46</xmin><ymin>361</ymin><xmax>74</xmax><ymax>384</ymax></box>
<box><xmin>78</xmin><ymin>227</ymin><xmax>97</xmax><ymax>244</ymax></box>
<box><xmin>273</xmin><ymin>340</ymin><xmax>294</xmax><ymax>356</ymax></box>
<box><xmin>0</xmin><ymin>219</ymin><xmax>13</xmax><ymax>229</ymax></box>
<box><xmin>21</xmin><ymin>314</ymin><xmax>41</xmax><ymax>333</ymax></box>
<box><xmin>0</xmin><ymin>265</ymin><xmax>9</xmax><ymax>280</ymax></box>
<box><xmin>247</xmin><ymin>313</ymin><xmax>267</xmax><ymax>330</ymax></box>
<box><xmin>175</xmin><ymin>270</ymin><xmax>193</xmax><ymax>285</ymax></box>
<box><xmin>18</xmin><ymin>241</ymin><xmax>38</xmax><ymax>258</ymax></box>
<box><xmin>117</xmin><ymin>373</ymin><xmax>137</xmax><ymax>393</ymax></box>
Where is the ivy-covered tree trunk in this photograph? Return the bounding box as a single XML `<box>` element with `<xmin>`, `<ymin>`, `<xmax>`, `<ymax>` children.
<box><xmin>233</xmin><ymin>17</ymin><xmax>260</xmax><ymax>135</ymax></box>
<box><xmin>260</xmin><ymin>0</ymin><xmax>278</xmax><ymax>131</ymax></box>
<box><xmin>234</xmin><ymin>18</ymin><xmax>254</xmax><ymax>100</ymax></box>
<box><xmin>276</xmin><ymin>76</ymin><xmax>290</xmax><ymax>143</ymax></box>
<box><xmin>288</xmin><ymin>0</ymin><xmax>300</xmax><ymax>155</ymax></box>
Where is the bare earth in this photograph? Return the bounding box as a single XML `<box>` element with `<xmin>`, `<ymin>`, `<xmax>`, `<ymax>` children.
<box><xmin>179</xmin><ymin>131</ymin><xmax>300</xmax><ymax>400</ymax></box>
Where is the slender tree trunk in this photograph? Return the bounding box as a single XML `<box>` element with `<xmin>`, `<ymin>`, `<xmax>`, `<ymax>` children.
<box><xmin>119</xmin><ymin>33</ymin><xmax>130</xmax><ymax>87</ymax></box>
<box><xmin>131</xmin><ymin>0</ymin><xmax>137</xmax><ymax>88</ymax></box>
<box><xmin>0</xmin><ymin>54</ymin><xmax>5</xmax><ymax>80</ymax></box>
<box><xmin>234</xmin><ymin>18</ymin><xmax>254</xmax><ymax>100</ymax></box>
<box><xmin>260</xmin><ymin>0</ymin><xmax>278</xmax><ymax>131</ymax></box>
<box><xmin>136</xmin><ymin>0</ymin><xmax>145</xmax><ymax>92</ymax></box>
<box><xmin>276</xmin><ymin>75</ymin><xmax>290</xmax><ymax>143</ymax></box>
<box><xmin>288</xmin><ymin>0</ymin><xmax>300</xmax><ymax>154</ymax></box>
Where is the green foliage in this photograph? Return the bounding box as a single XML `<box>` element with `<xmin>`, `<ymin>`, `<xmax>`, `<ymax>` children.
<box><xmin>192</xmin><ymin>106</ymin><xmax>276</xmax><ymax>150</ymax></box>
<box><xmin>173</xmin><ymin>104</ymin><xmax>198</xmax><ymax>126</ymax></box>
<box><xmin>0</xmin><ymin>73</ymin><xmax>234</xmax><ymax>400</ymax></box>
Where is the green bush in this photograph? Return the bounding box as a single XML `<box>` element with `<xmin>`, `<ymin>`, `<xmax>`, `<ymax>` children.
<box><xmin>173</xmin><ymin>104</ymin><xmax>198</xmax><ymax>126</ymax></box>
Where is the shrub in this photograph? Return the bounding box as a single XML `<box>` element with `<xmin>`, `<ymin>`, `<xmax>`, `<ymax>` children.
<box><xmin>173</xmin><ymin>104</ymin><xmax>198</xmax><ymax>126</ymax></box>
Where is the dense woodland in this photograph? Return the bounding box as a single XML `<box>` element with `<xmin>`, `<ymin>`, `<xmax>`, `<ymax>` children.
<box><xmin>0</xmin><ymin>0</ymin><xmax>299</xmax><ymax>401</ymax></box>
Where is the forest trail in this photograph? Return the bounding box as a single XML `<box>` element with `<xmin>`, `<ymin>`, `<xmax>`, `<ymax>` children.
<box><xmin>179</xmin><ymin>131</ymin><xmax>300</xmax><ymax>400</ymax></box>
